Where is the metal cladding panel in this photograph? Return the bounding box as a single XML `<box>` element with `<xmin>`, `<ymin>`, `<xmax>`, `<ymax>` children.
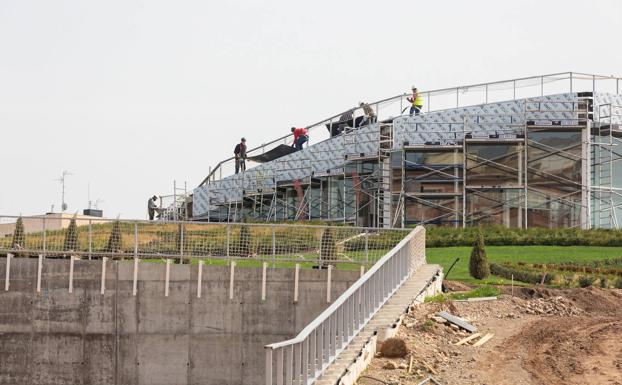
<box><xmin>193</xmin><ymin>185</ymin><xmax>209</xmax><ymax>217</ymax></box>
<box><xmin>595</xmin><ymin>93</ymin><xmax>622</xmax><ymax>124</ymax></box>
<box><xmin>393</xmin><ymin>93</ymin><xmax>582</xmax><ymax>146</ymax></box>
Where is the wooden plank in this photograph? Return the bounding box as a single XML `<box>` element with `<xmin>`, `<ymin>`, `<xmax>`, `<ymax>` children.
<box><xmin>454</xmin><ymin>332</ymin><xmax>482</xmax><ymax>346</ymax></box>
<box><xmin>467</xmin><ymin>296</ymin><xmax>497</xmax><ymax>302</ymax></box>
<box><xmin>437</xmin><ymin>311</ymin><xmax>477</xmax><ymax>333</ymax></box>
<box><xmin>473</xmin><ymin>333</ymin><xmax>494</xmax><ymax>347</ymax></box>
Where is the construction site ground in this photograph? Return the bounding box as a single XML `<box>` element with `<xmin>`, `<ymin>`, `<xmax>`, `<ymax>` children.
<box><xmin>359</xmin><ymin>283</ymin><xmax>622</xmax><ymax>385</ymax></box>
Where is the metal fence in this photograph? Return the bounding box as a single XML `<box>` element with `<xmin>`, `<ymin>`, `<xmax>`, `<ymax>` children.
<box><xmin>0</xmin><ymin>215</ymin><xmax>411</xmax><ymax>266</ymax></box>
<box><xmin>264</xmin><ymin>226</ymin><xmax>426</xmax><ymax>385</ymax></box>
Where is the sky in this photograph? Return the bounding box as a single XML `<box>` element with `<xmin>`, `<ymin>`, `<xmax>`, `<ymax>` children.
<box><xmin>1</xmin><ymin>0</ymin><xmax>621</xmax><ymax>220</ymax></box>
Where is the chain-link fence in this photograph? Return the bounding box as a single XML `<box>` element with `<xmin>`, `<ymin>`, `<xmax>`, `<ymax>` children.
<box><xmin>0</xmin><ymin>215</ymin><xmax>411</xmax><ymax>267</ymax></box>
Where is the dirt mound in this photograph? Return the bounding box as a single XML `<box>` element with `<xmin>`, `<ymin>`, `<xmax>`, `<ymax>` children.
<box><xmin>443</xmin><ymin>280</ymin><xmax>473</xmax><ymax>292</ymax></box>
<box><xmin>360</xmin><ymin>287</ymin><xmax>622</xmax><ymax>385</ymax></box>
<box><xmin>506</xmin><ymin>317</ymin><xmax>622</xmax><ymax>385</ymax></box>
<box><xmin>509</xmin><ymin>287</ymin><xmax>622</xmax><ymax>315</ymax></box>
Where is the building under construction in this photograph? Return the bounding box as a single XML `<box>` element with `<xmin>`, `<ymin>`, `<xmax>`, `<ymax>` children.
<box><xmin>177</xmin><ymin>72</ymin><xmax>622</xmax><ymax>229</ymax></box>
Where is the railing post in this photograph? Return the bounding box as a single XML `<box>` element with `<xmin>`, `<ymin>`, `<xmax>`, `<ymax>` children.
<box><xmin>485</xmin><ymin>84</ymin><xmax>488</xmax><ymax>103</ymax></box>
<box><xmin>427</xmin><ymin>92</ymin><xmax>430</xmax><ymax>113</ymax></box>
<box><xmin>593</xmin><ymin>74</ymin><xmax>596</xmax><ymax>93</ymax></box>
<box><xmin>134</xmin><ymin>221</ymin><xmax>138</xmax><ymax>258</ymax></box>
<box><xmin>285</xmin><ymin>345</ymin><xmax>293</xmax><ymax>385</ymax></box>
<box><xmin>301</xmin><ymin>339</ymin><xmax>308</xmax><ymax>384</ymax></box>
<box><xmin>513</xmin><ymin>80</ymin><xmax>516</xmax><ymax>100</ymax></box>
<box><xmin>276</xmin><ymin>348</ymin><xmax>284</xmax><ymax>385</ymax></box>
<box><xmin>570</xmin><ymin>72</ymin><xmax>573</xmax><ymax>92</ymax></box>
<box><xmin>265</xmin><ymin>348</ymin><xmax>273</xmax><ymax>385</ymax></box>
<box><xmin>540</xmin><ymin>76</ymin><xmax>544</xmax><ymax>96</ymax></box>
<box><xmin>456</xmin><ymin>87</ymin><xmax>459</xmax><ymax>108</ymax></box>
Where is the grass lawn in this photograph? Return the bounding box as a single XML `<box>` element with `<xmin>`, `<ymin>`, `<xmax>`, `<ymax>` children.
<box><xmin>426</xmin><ymin>246</ymin><xmax>622</xmax><ymax>284</ymax></box>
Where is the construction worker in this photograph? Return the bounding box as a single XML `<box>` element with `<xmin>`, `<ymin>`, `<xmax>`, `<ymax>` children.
<box><xmin>407</xmin><ymin>86</ymin><xmax>423</xmax><ymax>116</ymax></box>
<box><xmin>291</xmin><ymin>127</ymin><xmax>308</xmax><ymax>151</ymax></box>
<box><xmin>148</xmin><ymin>195</ymin><xmax>158</xmax><ymax>220</ymax></box>
<box><xmin>359</xmin><ymin>102</ymin><xmax>376</xmax><ymax>126</ymax></box>
<box><xmin>234</xmin><ymin>137</ymin><xmax>247</xmax><ymax>174</ymax></box>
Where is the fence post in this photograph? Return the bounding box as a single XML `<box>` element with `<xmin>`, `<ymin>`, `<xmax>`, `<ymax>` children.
<box><xmin>364</xmin><ymin>229</ymin><xmax>369</xmax><ymax>266</ymax></box>
<box><xmin>271</xmin><ymin>225</ymin><xmax>276</xmax><ymax>257</ymax></box>
<box><xmin>226</xmin><ymin>224</ymin><xmax>231</xmax><ymax>258</ymax></box>
<box><xmin>88</xmin><ymin>219</ymin><xmax>92</xmax><ymax>260</ymax></box>
<box><xmin>179</xmin><ymin>223</ymin><xmax>184</xmax><ymax>264</ymax></box>
<box><xmin>42</xmin><ymin>217</ymin><xmax>46</xmax><ymax>256</ymax></box>
<box><xmin>134</xmin><ymin>221</ymin><xmax>138</xmax><ymax>258</ymax></box>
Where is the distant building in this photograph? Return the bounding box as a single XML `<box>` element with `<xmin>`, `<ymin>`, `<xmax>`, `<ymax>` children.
<box><xmin>0</xmin><ymin>213</ymin><xmax>110</xmax><ymax>238</ymax></box>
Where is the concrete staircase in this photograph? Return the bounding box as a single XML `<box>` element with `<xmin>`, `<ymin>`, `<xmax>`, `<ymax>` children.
<box><xmin>314</xmin><ymin>264</ymin><xmax>442</xmax><ymax>385</ymax></box>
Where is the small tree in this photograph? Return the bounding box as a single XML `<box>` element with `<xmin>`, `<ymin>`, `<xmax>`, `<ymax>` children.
<box><xmin>469</xmin><ymin>230</ymin><xmax>490</xmax><ymax>280</ymax></box>
<box><xmin>64</xmin><ymin>217</ymin><xmax>79</xmax><ymax>252</ymax></box>
<box><xmin>106</xmin><ymin>220</ymin><xmax>123</xmax><ymax>254</ymax></box>
<box><xmin>238</xmin><ymin>221</ymin><xmax>251</xmax><ymax>257</ymax></box>
<box><xmin>11</xmin><ymin>216</ymin><xmax>26</xmax><ymax>256</ymax></box>
<box><xmin>320</xmin><ymin>226</ymin><xmax>336</xmax><ymax>267</ymax></box>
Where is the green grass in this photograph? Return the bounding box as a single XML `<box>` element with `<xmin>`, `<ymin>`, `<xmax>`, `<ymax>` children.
<box><xmin>426</xmin><ymin>245</ymin><xmax>622</xmax><ymax>284</ymax></box>
<box><xmin>142</xmin><ymin>256</ymin><xmax>365</xmax><ymax>271</ymax></box>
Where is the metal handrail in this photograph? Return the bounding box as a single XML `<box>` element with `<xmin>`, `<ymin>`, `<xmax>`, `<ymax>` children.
<box><xmin>264</xmin><ymin>226</ymin><xmax>425</xmax><ymax>384</ymax></box>
<box><xmin>199</xmin><ymin>71</ymin><xmax>621</xmax><ymax>187</ymax></box>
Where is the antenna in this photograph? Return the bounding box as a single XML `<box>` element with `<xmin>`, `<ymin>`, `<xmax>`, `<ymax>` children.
<box><xmin>54</xmin><ymin>170</ymin><xmax>73</xmax><ymax>213</ymax></box>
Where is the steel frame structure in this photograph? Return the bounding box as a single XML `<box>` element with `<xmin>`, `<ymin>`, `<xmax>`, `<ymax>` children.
<box><xmin>391</xmin><ymin>97</ymin><xmax>608</xmax><ymax>228</ymax></box>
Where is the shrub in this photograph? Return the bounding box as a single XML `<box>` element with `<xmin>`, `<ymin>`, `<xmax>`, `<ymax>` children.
<box><xmin>578</xmin><ymin>276</ymin><xmax>595</xmax><ymax>288</ymax></box>
<box><xmin>11</xmin><ymin>217</ymin><xmax>26</xmax><ymax>256</ymax></box>
<box><xmin>490</xmin><ymin>263</ymin><xmax>553</xmax><ymax>284</ymax></box>
<box><xmin>614</xmin><ymin>278</ymin><xmax>622</xmax><ymax>289</ymax></box>
<box><xmin>380</xmin><ymin>338</ymin><xmax>408</xmax><ymax>358</ymax></box>
<box><xmin>64</xmin><ymin>217</ymin><xmax>79</xmax><ymax>252</ymax></box>
<box><xmin>425</xmin><ymin>225</ymin><xmax>622</xmax><ymax>247</ymax></box>
<box><xmin>320</xmin><ymin>226</ymin><xmax>336</xmax><ymax>266</ymax></box>
<box><xmin>469</xmin><ymin>230</ymin><xmax>490</xmax><ymax>280</ymax></box>
<box><xmin>106</xmin><ymin>220</ymin><xmax>123</xmax><ymax>254</ymax></box>
<box><xmin>237</xmin><ymin>223</ymin><xmax>251</xmax><ymax>257</ymax></box>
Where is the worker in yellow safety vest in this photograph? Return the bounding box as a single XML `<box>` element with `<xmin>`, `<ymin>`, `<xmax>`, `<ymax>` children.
<box><xmin>407</xmin><ymin>86</ymin><xmax>423</xmax><ymax>116</ymax></box>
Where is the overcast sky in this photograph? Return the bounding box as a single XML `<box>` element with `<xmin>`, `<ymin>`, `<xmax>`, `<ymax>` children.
<box><xmin>1</xmin><ymin>0</ymin><xmax>621</xmax><ymax>220</ymax></box>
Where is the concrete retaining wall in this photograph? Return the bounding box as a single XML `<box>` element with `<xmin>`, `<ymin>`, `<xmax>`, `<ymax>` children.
<box><xmin>0</xmin><ymin>257</ymin><xmax>360</xmax><ymax>385</ymax></box>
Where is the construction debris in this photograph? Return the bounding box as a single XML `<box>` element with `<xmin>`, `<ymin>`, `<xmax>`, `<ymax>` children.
<box><xmin>472</xmin><ymin>333</ymin><xmax>494</xmax><ymax>347</ymax></box>
<box><xmin>519</xmin><ymin>296</ymin><xmax>583</xmax><ymax>316</ymax></box>
<box><xmin>454</xmin><ymin>332</ymin><xmax>482</xmax><ymax>346</ymax></box>
<box><xmin>436</xmin><ymin>311</ymin><xmax>477</xmax><ymax>333</ymax></box>
<box><xmin>416</xmin><ymin>376</ymin><xmax>443</xmax><ymax>385</ymax></box>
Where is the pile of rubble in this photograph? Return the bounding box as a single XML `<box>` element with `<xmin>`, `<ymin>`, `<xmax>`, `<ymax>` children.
<box><xmin>518</xmin><ymin>296</ymin><xmax>583</xmax><ymax>316</ymax></box>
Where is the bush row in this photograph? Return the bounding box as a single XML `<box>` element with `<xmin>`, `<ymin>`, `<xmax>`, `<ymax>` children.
<box><xmin>426</xmin><ymin>225</ymin><xmax>622</xmax><ymax>247</ymax></box>
<box><xmin>490</xmin><ymin>263</ymin><xmax>553</xmax><ymax>284</ymax></box>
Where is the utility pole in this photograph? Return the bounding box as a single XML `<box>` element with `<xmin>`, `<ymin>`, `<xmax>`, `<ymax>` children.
<box><xmin>55</xmin><ymin>170</ymin><xmax>73</xmax><ymax>213</ymax></box>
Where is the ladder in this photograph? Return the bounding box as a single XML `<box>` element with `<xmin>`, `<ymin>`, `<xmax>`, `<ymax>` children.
<box><xmin>378</xmin><ymin>124</ymin><xmax>393</xmax><ymax>228</ymax></box>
